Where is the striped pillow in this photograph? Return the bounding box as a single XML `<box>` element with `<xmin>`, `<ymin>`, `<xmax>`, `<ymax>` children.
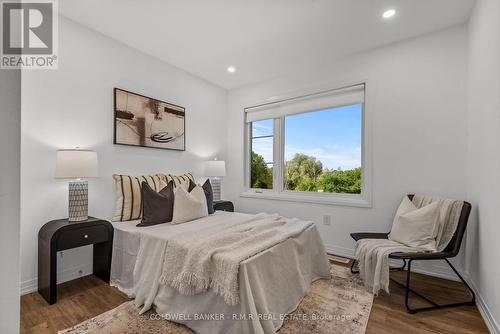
<box><xmin>160</xmin><ymin>172</ymin><xmax>194</xmax><ymax>191</ymax></box>
<box><xmin>112</xmin><ymin>174</ymin><xmax>165</xmax><ymax>222</ymax></box>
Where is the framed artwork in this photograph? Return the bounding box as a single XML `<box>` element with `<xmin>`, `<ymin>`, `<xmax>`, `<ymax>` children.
<box><xmin>114</xmin><ymin>88</ymin><xmax>185</xmax><ymax>151</ymax></box>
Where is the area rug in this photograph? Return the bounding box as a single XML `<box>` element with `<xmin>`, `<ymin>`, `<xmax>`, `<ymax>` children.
<box><xmin>59</xmin><ymin>264</ymin><xmax>373</xmax><ymax>334</ymax></box>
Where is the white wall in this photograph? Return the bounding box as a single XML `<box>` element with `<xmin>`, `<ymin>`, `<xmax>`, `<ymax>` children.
<box><xmin>226</xmin><ymin>26</ymin><xmax>469</xmax><ymax>278</ymax></box>
<box><xmin>466</xmin><ymin>0</ymin><xmax>500</xmax><ymax>331</ymax></box>
<box><xmin>20</xmin><ymin>17</ymin><xmax>227</xmax><ymax>293</ymax></box>
<box><xmin>0</xmin><ymin>70</ymin><xmax>21</xmax><ymax>332</ymax></box>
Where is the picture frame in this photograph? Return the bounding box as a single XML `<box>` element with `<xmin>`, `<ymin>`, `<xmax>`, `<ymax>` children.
<box><xmin>113</xmin><ymin>88</ymin><xmax>186</xmax><ymax>151</ymax></box>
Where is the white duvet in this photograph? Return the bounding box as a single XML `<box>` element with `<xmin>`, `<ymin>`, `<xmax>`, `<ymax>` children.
<box><xmin>111</xmin><ymin>211</ymin><xmax>330</xmax><ymax>334</ymax></box>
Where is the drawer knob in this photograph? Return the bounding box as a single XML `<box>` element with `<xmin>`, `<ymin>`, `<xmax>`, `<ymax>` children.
<box><xmin>84</xmin><ymin>234</ymin><xmax>89</xmax><ymax>239</ymax></box>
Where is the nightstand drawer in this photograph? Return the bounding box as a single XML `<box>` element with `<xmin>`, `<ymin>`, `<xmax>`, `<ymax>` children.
<box><xmin>57</xmin><ymin>225</ymin><xmax>109</xmax><ymax>250</ymax></box>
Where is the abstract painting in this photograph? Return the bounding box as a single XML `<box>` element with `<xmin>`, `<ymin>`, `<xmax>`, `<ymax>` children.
<box><xmin>114</xmin><ymin>88</ymin><xmax>185</xmax><ymax>151</ymax></box>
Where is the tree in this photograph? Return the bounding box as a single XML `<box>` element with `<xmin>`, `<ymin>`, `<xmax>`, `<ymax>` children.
<box><xmin>284</xmin><ymin>153</ymin><xmax>323</xmax><ymax>191</ymax></box>
<box><xmin>317</xmin><ymin>167</ymin><xmax>361</xmax><ymax>194</ymax></box>
<box><xmin>252</xmin><ymin>151</ymin><xmax>361</xmax><ymax>194</ymax></box>
<box><xmin>251</xmin><ymin>151</ymin><xmax>273</xmax><ymax>189</ymax></box>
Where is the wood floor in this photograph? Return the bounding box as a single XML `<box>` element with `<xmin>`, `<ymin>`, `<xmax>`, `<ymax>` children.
<box><xmin>20</xmin><ymin>276</ymin><xmax>128</xmax><ymax>334</ymax></box>
<box><xmin>20</xmin><ymin>269</ymin><xmax>489</xmax><ymax>334</ymax></box>
<box><xmin>366</xmin><ymin>270</ymin><xmax>488</xmax><ymax>334</ymax></box>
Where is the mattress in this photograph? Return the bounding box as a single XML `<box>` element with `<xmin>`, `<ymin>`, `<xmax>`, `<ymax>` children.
<box><xmin>110</xmin><ymin>211</ymin><xmax>330</xmax><ymax>334</ymax></box>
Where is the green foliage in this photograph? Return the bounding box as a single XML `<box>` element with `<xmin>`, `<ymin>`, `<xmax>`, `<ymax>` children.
<box><xmin>317</xmin><ymin>167</ymin><xmax>361</xmax><ymax>194</ymax></box>
<box><xmin>284</xmin><ymin>153</ymin><xmax>323</xmax><ymax>191</ymax></box>
<box><xmin>251</xmin><ymin>151</ymin><xmax>273</xmax><ymax>189</ymax></box>
<box><xmin>251</xmin><ymin>151</ymin><xmax>361</xmax><ymax>194</ymax></box>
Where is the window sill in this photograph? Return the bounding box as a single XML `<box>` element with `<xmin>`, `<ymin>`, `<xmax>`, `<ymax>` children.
<box><xmin>239</xmin><ymin>191</ymin><xmax>372</xmax><ymax>208</ymax></box>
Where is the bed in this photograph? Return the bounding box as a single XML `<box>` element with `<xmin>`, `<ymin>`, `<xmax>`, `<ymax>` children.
<box><xmin>110</xmin><ymin>211</ymin><xmax>330</xmax><ymax>334</ymax></box>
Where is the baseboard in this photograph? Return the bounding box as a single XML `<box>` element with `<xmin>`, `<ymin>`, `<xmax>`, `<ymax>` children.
<box><xmin>408</xmin><ymin>262</ymin><xmax>461</xmax><ymax>282</ymax></box>
<box><xmin>324</xmin><ymin>243</ymin><xmax>462</xmax><ymax>281</ymax></box>
<box><xmin>467</xmin><ymin>277</ymin><xmax>500</xmax><ymax>334</ymax></box>
<box><xmin>324</xmin><ymin>244</ymin><xmax>353</xmax><ymax>259</ymax></box>
<box><xmin>20</xmin><ymin>263</ymin><xmax>93</xmax><ymax>295</ymax></box>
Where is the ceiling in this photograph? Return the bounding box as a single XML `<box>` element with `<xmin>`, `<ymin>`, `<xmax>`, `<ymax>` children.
<box><xmin>59</xmin><ymin>0</ymin><xmax>475</xmax><ymax>89</ymax></box>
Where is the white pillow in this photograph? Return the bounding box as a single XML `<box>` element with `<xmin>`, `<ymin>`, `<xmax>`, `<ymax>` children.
<box><xmin>172</xmin><ymin>186</ymin><xmax>208</xmax><ymax>224</ymax></box>
<box><xmin>389</xmin><ymin>196</ymin><xmax>440</xmax><ymax>251</ymax></box>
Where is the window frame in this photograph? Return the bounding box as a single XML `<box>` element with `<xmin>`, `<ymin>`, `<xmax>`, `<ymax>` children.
<box><xmin>242</xmin><ymin>81</ymin><xmax>372</xmax><ymax>208</ymax></box>
<box><xmin>248</xmin><ymin>120</ymin><xmax>276</xmax><ymax>190</ymax></box>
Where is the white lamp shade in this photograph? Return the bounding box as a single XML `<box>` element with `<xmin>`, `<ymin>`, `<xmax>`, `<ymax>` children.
<box><xmin>55</xmin><ymin>149</ymin><xmax>99</xmax><ymax>179</ymax></box>
<box><xmin>204</xmin><ymin>160</ymin><xmax>226</xmax><ymax>177</ymax></box>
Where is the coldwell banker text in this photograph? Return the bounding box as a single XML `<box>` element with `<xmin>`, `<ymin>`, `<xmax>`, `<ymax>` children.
<box><xmin>1</xmin><ymin>0</ymin><xmax>58</xmax><ymax>69</ymax></box>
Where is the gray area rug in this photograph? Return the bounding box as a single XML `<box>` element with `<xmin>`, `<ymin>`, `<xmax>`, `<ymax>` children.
<box><xmin>60</xmin><ymin>264</ymin><xmax>373</xmax><ymax>334</ymax></box>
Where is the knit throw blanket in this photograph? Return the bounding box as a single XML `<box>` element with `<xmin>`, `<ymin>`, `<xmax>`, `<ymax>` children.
<box><xmin>158</xmin><ymin>213</ymin><xmax>313</xmax><ymax>306</ymax></box>
<box><xmin>355</xmin><ymin>194</ymin><xmax>464</xmax><ymax>295</ymax></box>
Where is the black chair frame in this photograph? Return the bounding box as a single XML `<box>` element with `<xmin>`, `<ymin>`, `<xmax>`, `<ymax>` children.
<box><xmin>350</xmin><ymin>194</ymin><xmax>475</xmax><ymax>314</ymax></box>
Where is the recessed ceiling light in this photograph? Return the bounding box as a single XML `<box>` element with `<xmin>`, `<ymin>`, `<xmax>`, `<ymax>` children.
<box><xmin>227</xmin><ymin>66</ymin><xmax>236</xmax><ymax>73</ymax></box>
<box><xmin>382</xmin><ymin>9</ymin><xmax>396</xmax><ymax>19</ymax></box>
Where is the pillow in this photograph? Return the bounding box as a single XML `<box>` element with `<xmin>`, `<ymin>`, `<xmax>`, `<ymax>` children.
<box><xmin>137</xmin><ymin>181</ymin><xmax>174</xmax><ymax>227</ymax></box>
<box><xmin>172</xmin><ymin>186</ymin><xmax>208</xmax><ymax>224</ymax></box>
<box><xmin>389</xmin><ymin>196</ymin><xmax>440</xmax><ymax>251</ymax></box>
<box><xmin>112</xmin><ymin>174</ymin><xmax>164</xmax><ymax>222</ymax></box>
<box><xmin>188</xmin><ymin>178</ymin><xmax>214</xmax><ymax>214</ymax></box>
<box><xmin>159</xmin><ymin>172</ymin><xmax>194</xmax><ymax>191</ymax></box>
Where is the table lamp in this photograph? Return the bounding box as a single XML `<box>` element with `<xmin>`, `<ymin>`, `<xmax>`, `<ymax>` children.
<box><xmin>55</xmin><ymin>149</ymin><xmax>98</xmax><ymax>222</ymax></box>
<box><xmin>204</xmin><ymin>159</ymin><xmax>226</xmax><ymax>201</ymax></box>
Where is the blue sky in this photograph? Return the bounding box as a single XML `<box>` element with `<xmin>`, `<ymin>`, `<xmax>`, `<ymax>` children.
<box><xmin>252</xmin><ymin>104</ymin><xmax>362</xmax><ymax>170</ymax></box>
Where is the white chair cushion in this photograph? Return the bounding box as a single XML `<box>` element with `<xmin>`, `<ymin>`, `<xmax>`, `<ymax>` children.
<box><xmin>172</xmin><ymin>186</ymin><xmax>208</xmax><ymax>224</ymax></box>
<box><xmin>389</xmin><ymin>196</ymin><xmax>440</xmax><ymax>251</ymax></box>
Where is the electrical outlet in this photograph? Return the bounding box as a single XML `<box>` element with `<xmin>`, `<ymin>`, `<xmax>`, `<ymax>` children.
<box><xmin>60</xmin><ymin>251</ymin><xmax>64</xmax><ymax>258</ymax></box>
<box><xmin>78</xmin><ymin>270</ymin><xmax>83</xmax><ymax>276</ymax></box>
<box><xmin>322</xmin><ymin>215</ymin><xmax>331</xmax><ymax>226</ymax></box>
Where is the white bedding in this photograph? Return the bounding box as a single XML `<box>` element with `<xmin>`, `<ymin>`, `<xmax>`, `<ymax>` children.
<box><xmin>111</xmin><ymin>211</ymin><xmax>330</xmax><ymax>334</ymax></box>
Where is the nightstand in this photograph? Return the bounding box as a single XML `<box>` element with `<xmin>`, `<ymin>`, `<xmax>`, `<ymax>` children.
<box><xmin>38</xmin><ymin>217</ymin><xmax>113</xmax><ymax>304</ymax></box>
<box><xmin>213</xmin><ymin>200</ymin><xmax>234</xmax><ymax>212</ymax></box>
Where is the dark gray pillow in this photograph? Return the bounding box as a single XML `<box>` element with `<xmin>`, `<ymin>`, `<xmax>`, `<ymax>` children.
<box><xmin>137</xmin><ymin>181</ymin><xmax>174</xmax><ymax>226</ymax></box>
<box><xmin>189</xmin><ymin>179</ymin><xmax>214</xmax><ymax>214</ymax></box>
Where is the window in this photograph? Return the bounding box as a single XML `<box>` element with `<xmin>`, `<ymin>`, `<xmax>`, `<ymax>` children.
<box><xmin>245</xmin><ymin>84</ymin><xmax>369</xmax><ymax>206</ymax></box>
<box><xmin>250</xmin><ymin>119</ymin><xmax>273</xmax><ymax>189</ymax></box>
<box><xmin>284</xmin><ymin>105</ymin><xmax>362</xmax><ymax>194</ymax></box>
